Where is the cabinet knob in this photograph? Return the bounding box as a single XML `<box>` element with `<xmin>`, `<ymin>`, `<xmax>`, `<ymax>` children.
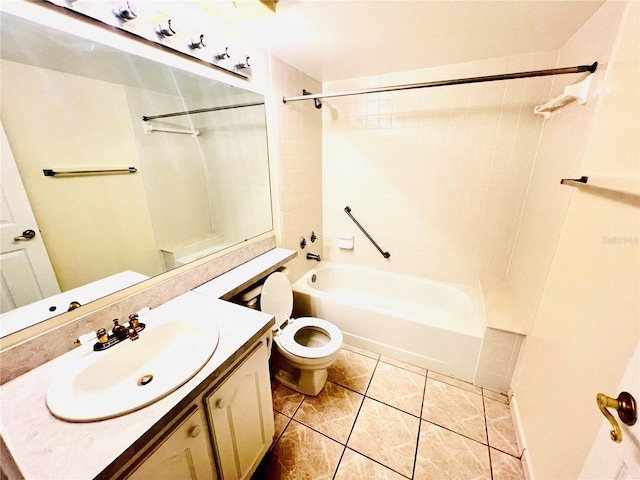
<box><xmin>188</xmin><ymin>425</ymin><xmax>202</xmax><ymax>438</ymax></box>
<box><xmin>216</xmin><ymin>398</ymin><xmax>226</xmax><ymax>409</ymax></box>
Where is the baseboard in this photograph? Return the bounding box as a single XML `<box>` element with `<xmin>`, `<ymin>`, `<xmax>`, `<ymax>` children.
<box><xmin>510</xmin><ymin>394</ymin><xmax>535</xmax><ymax>480</ymax></box>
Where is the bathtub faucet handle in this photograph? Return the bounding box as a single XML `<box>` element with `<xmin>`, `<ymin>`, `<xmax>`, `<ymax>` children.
<box><xmin>306</xmin><ymin>253</ymin><xmax>321</xmax><ymax>262</ymax></box>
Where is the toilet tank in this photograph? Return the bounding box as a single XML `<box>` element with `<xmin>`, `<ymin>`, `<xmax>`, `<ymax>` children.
<box><xmin>230</xmin><ymin>267</ymin><xmax>289</xmax><ymax>310</ymax></box>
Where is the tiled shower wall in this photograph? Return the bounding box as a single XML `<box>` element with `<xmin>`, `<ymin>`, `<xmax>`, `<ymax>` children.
<box><xmin>322</xmin><ymin>52</ymin><xmax>558</xmax><ymax>287</ymax></box>
<box><xmin>506</xmin><ymin>1</ymin><xmax>627</xmax><ymax>333</ymax></box>
<box><xmin>271</xmin><ymin>57</ymin><xmax>323</xmax><ymax>282</ymax></box>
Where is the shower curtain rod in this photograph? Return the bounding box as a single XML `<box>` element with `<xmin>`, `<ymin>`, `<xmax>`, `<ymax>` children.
<box><xmin>282</xmin><ymin>62</ymin><xmax>597</xmax><ymax>104</ymax></box>
<box><xmin>142</xmin><ymin>101</ymin><xmax>264</xmax><ymax>122</ymax></box>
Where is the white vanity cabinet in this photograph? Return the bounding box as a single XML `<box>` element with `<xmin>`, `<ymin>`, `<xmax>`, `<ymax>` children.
<box><xmin>118</xmin><ymin>337</ymin><xmax>273</xmax><ymax>480</ymax></box>
<box><xmin>126</xmin><ymin>406</ymin><xmax>217</xmax><ymax>480</ymax></box>
<box><xmin>205</xmin><ymin>339</ymin><xmax>274</xmax><ymax>480</ymax></box>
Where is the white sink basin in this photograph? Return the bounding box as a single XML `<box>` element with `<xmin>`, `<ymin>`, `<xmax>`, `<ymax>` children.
<box><xmin>46</xmin><ymin>306</ymin><xmax>219</xmax><ymax>422</ymax></box>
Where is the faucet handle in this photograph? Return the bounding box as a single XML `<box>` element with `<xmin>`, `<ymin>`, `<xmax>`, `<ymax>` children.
<box><xmin>96</xmin><ymin>328</ymin><xmax>108</xmax><ymax>344</ymax></box>
<box><xmin>128</xmin><ymin>313</ymin><xmax>140</xmax><ymax>328</ymax></box>
<box><xmin>74</xmin><ymin>328</ymin><xmax>108</xmax><ymax>346</ymax></box>
<box><xmin>127</xmin><ymin>313</ymin><xmax>145</xmax><ymax>333</ymax></box>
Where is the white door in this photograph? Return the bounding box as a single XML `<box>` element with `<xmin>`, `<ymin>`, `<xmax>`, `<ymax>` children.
<box><xmin>580</xmin><ymin>343</ymin><xmax>640</xmax><ymax>479</ymax></box>
<box><xmin>0</xmin><ymin>122</ymin><xmax>60</xmax><ymax>313</ymax></box>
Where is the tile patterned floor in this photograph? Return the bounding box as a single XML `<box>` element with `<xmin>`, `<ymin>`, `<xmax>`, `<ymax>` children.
<box><xmin>255</xmin><ymin>344</ymin><xmax>525</xmax><ymax>480</ymax></box>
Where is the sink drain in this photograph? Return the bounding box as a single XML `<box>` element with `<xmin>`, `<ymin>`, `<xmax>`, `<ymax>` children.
<box><xmin>137</xmin><ymin>374</ymin><xmax>154</xmax><ymax>386</ymax></box>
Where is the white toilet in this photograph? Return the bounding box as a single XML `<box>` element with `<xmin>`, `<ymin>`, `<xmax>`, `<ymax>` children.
<box><xmin>260</xmin><ymin>272</ymin><xmax>343</xmax><ymax>396</ymax></box>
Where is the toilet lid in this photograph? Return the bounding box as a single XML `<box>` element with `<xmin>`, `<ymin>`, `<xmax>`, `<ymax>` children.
<box><xmin>260</xmin><ymin>272</ymin><xmax>293</xmax><ymax>328</ymax></box>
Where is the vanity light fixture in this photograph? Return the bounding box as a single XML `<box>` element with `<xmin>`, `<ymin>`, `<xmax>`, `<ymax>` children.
<box><xmin>155</xmin><ymin>19</ymin><xmax>176</xmax><ymax>37</ymax></box>
<box><xmin>190</xmin><ymin>34</ymin><xmax>206</xmax><ymax>49</ymax></box>
<box><xmin>215</xmin><ymin>47</ymin><xmax>231</xmax><ymax>61</ymax></box>
<box><xmin>113</xmin><ymin>1</ymin><xmax>138</xmax><ymax>21</ymax></box>
<box><xmin>234</xmin><ymin>56</ymin><xmax>251</xmax><ymax>74</ymax></box>
<box><xmin>44</xmin><ymin>0</ymin><xmax>255</xmax><ymax>79</ymax></box>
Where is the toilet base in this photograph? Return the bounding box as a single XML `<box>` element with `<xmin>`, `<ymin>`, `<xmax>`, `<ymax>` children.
<box><xmin>271</xmin><ymin>348</ymin><xmax>328</xmax><ymax>396</ymax></box>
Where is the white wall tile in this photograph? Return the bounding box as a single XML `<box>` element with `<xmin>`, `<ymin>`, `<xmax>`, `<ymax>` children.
<box><xmin>506</xmin><ymin>1</ymin><xmax>627</xmax><ymax>333</ymax></box>
<box><xmin>322</xmin><ymin>52</ymin><xmax>556</xmax><ymax>285</ymax></box>
<box><xmin>272</xmin><ymin>57</ymin><xmax>323</xmax><ymax>282</ymax></box>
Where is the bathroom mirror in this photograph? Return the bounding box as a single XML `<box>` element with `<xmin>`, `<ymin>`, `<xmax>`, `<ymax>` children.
<box><xmin>0</xmin><ymin>10</ymin><xmax>273</xmax><ymax>337</ymax></box>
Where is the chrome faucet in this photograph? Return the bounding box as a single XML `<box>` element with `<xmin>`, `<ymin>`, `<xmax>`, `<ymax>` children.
<box><xmin>306</xmin><ymin>253</ymin><xmax>321</xmax><ymax>261</ymax></box>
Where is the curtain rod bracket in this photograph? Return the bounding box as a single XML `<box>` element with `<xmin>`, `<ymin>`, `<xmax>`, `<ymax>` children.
<box><xmin>303</xmin><ymin>89</ymin><xmax>322</xmax><ymax>109</ymax></box>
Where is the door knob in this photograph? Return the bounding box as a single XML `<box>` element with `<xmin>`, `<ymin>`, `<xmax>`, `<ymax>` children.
<box><xmin>14</xmin><ymin>229</ymin><xmax>36</xmax><ymax>241</ymax></box>
<box><xmin>597</xmin><ymin>391</ymin><xmax>637</xmax><ymax>443</ymax></box>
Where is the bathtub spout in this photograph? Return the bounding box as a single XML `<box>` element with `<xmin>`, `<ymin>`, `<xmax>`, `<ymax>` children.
<box><xmin>306</xmin><ymin>253</ymin><xmax>321</xmax><ymax>262</ymax></box>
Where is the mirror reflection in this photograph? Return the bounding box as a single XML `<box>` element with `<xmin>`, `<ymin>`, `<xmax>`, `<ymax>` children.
<box><xmin>0</xmin><ymin>13</ymin><xmax>273</xmax><ymax>336</ymax></box>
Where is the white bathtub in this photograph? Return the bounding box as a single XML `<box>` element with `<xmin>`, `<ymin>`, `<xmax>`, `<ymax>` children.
<box><xmin>291</xmin><ymin>263</ymin><xmax>484</xmax><ymax>382</ymax></box>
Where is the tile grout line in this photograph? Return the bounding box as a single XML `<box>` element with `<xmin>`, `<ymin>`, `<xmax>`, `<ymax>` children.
<box><xmin>331</xmin><ymin>350</ymin><xmax>381</xmax><ymax>480</ymax></box>
<box><xmin>482</xmin><ymin>393</ymin><xmax>524</xmax><ymax>460</ymax></box>
<box><xmin>482</xmin><ymin>393</ymin><xmax>495</xmax><ymax>480</ymax></box>
<box><xmin>270</xmin><ymin>346</ymin><xmax>523</xmax><ymax>479</ymax></box>
<box><xmin>419</xmin><ymin>417</ymin><xmax>495</xmax><ymax>449</ymax></box>
<box><xmin>411</xmin><ymin>368</ymin><xmax>430</xmax><ymax>479</ymax></box>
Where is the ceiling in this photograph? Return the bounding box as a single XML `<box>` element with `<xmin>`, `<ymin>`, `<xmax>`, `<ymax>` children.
<box><xmin>234</xmin><ymin>0</ymin><xmax>605</xmax><ymax>82</ymax></box>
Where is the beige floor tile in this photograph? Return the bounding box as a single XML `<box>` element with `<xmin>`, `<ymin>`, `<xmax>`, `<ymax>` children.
<box><xmin>484</xmin><ymin>388</ymin><xmax>509</xmax><ymax>404</ymax></box>
<box><xmin>342</xmin><ymin>343</ymin><xmax>380</xmax><ymax>359</ymax></box>
<box><xmin>415</xmin><ymin>421</ymin><xmax>491</xmax><ymax>480</ymax></box>
<box><xmin>271</xmin><ymin>380</ymin><xmax>305</xmax><ymax>417</ymax></box>
<box><xmin>490</xmin><ymin>448</ymin><xmax>525</xmax><ymax>480</ymax></box>
<box><xmin>367</xmin><ymin>362</ymin><xmax>426</xmax><ymax>416</ymax></box>
<box><xmin>328</xmin><ymin>348</ymin><xmax>377</xmax><ymax>393</ymax></box>
<box><xmin>485</xmin><ymin>397</ymin><xmax>520</xmax><ymax>456</ymax></box>
<box><xmin>260</xmin><ymin>420</ymin><xmax>343</xmax><ymax>480</ymax></box>
<box><xmin>334</xmin><ymin>448</ymin><xmax>407</xmax><ymax>480</ymax></box>
<box><xmin>272</xmin><ymin>411</ymin><xmax>290</xmax><ymax>449</ymax></box>
<box><xmin>293</xmin><ymin>381</ymin><xmax>363</xmax><ymax>444</ymax></box>
<box><xmin>428</xmin><ymin>370</ymin><xmax>482</xmax><ymax>394</ymax></box>
<box><xmin>380</xmin><ymin>355</ymin><xmax>427</xmax><ymax>376</ymax></box>
<box><xmin>347</xmin><ymin>398</ymin><xmax>419</xmax><ymax>478</ymax></box>
<box><xmin>422</xmin><ymin>378</ymin><xmax>487</xmax><ymax>443</ymax></box>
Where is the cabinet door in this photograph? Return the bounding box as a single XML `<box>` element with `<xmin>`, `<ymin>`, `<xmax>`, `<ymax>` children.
<box><xmin>206</xmin><ymin>340</ymin><xmax>274</xmax><ymax>480</ymax></box>
<box><xmin>126</xmin><ymin>406</ymin><xmax>216</xmax><ymax>480</ymax></box>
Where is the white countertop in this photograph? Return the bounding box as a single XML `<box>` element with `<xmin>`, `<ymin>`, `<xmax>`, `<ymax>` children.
<box><xmin>194</xmin><ymin>247</ymin><xmax>295</xmax><ymax>299</ymax></box>
<box><xmin>0</xmin><ymin>292</ymin><xmax>274</xmax><ymax>480</ymax></box>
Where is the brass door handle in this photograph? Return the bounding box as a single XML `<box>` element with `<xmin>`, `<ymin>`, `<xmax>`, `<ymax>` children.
<box><xmin>596</xmin><ymin>391</ymin><xmax>637</xmax><ymax>443</ymax></box>
<box><xmin>13</xmin><ymin>229</ymin><xmax>36</xmax><ymax>241</ymax></box>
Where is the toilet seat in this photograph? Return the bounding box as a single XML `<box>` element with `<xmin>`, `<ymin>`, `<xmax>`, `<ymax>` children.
<box><xmin>275</xmin><ymin>317</ymin><xmax>343</xmax><ymax>359</ymax></box>
<box><xmin>261</xmin><ymin>272</ymin><xmax>342</xmax><ymax>360</ymax></box>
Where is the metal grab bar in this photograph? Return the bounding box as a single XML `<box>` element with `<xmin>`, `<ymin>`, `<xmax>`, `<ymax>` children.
<box><xmin>344</xmin><ymin>206</ymin><xmax>390</xmax><ymax>259</ymax></box>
